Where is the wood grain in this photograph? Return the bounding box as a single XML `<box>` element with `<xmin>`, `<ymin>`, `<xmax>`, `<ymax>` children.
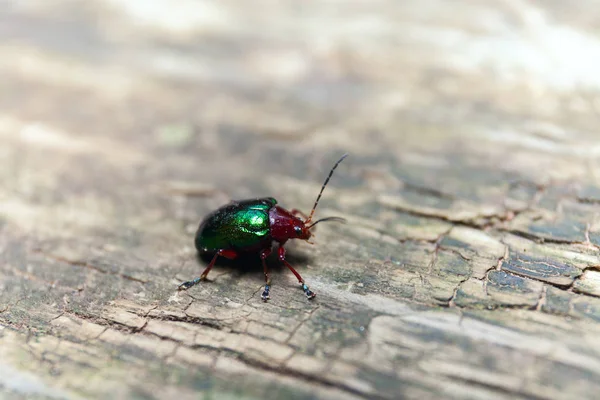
<box><xmin>2</xmin><ymin>1</ymin><xmax>600</xmax><ymax>399</ymax></box>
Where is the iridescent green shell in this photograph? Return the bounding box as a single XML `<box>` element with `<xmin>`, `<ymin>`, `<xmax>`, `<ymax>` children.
<box><xmin>194</xmin><ymin>198</ymin><xmax>277</xmax><ymax>252</ymax></box>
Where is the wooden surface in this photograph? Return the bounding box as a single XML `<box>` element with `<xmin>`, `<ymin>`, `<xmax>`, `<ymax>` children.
<box><xmin>3</xmin><ymin>1</ymin><xmax>600</xmax><ymax>399</ymax></box>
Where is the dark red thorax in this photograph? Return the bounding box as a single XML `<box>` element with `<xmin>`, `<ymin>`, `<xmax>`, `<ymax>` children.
<box><xmin>268</xmin><ymin>206</ymin><xmax>311</xmax><ymax>244</ymax></box>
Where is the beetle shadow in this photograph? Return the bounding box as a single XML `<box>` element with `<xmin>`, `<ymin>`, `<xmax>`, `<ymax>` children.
<box><xmin>196</xmin><ymin>248</ymin><xmax>311</xmax><ymax>279</ymax></box>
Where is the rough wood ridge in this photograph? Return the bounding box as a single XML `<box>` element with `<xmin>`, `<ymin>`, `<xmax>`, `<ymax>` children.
<box><xmin>2</xmin><ymin>1</ymin><xmax>600</xmax><ymax>399</ymax></box>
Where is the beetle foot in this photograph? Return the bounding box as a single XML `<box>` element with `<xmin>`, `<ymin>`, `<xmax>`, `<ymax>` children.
<box><xmin>261</xmin><ymin>284</ymin><xmax>271</xmax><ymax>301</ymax></box>
<box><xmin>302</xmin><ymin>283</ymin><xmax>316</xmax><ymax>300</ymax></box>
<box><xmin>178</xmin><ymin>277</ymin><xmax>202</xmax><ymax>291</ymax></box>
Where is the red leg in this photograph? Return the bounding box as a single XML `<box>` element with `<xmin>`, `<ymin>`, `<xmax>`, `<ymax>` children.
<box><xmin>278</xmin><ymin>246</ymin><xmax>316</xmax><ymax>299</ymax></box>
<box><xmin>178</xmin><ymin>249</ymin><xmax>237</xmax><ymax>290</ymax></box>
<box><xmin>260</xmin><ymin>248</ymin><xmax>272</xmax><ymax>301</ymax></box>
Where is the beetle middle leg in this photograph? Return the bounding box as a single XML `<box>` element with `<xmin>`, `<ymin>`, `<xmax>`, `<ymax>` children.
<box><xmin>178</xmin><ymin>249</ymin><xmax>238</xmax><ymax>290</ymax></box>
<box><xmin>259</xmin><ymin>248</ymin><xmax>272</xmax><ymax>301</ymax></box>
<box><xmin>278</xmin><ymin>246</ymin><xmax>316</xmax><ymax>299</ymax></box>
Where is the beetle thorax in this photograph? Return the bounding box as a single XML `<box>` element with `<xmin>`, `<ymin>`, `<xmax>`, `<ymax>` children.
<box><xmin>269</xmin><ymin>206</ymin><xmax>311</xmax><ymax>243</ymax></box>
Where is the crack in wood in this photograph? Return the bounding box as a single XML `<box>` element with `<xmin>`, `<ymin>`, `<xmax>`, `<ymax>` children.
<box><xmin>502</xmin><ymin>229</ymin><xmax>586</xmax><ymax>246</ymax></box>
<box><xmin>284</xmin><ymin>305</ymin><xmax>320</xmax><ymax>346</ymax></box>
<box><xmin>535</xmin><ymin>285</ymin><xmax>547</xmax><ymax>311</ymax></box>
<box><xmin>146</xmin><ymin>312</ymin><xmax>225</xmax><ymax>332</ymax></box>
<box><xmin>433</xmin><ymin>373</ymin><xmax>548</xmax><ymax>400</ymax></box>
<box><xmin>34</xmin><ymin>251</ymin><xmax>148</xmax><ymax>284</ymax></box>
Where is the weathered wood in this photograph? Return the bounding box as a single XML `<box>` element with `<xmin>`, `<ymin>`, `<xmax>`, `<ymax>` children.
<box><xmin>3</xmin><ymin>1</ymin><xmax>600</xmax><ymax>399</ymax></box>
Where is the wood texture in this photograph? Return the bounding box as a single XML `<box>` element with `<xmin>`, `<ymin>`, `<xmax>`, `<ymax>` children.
<box><xmin>3</xmin><ymin>1</ymin><xmax>600</xmax><ymax>399</ymax></box>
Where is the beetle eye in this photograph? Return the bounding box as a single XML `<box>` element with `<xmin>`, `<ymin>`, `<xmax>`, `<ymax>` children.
<box><xmin>294</xmin><ymin>226</ymin><xmax>303</xmax><ymax>235</ymax></box>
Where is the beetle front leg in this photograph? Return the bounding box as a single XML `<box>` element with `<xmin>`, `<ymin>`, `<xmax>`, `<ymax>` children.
<box><xmin>278</xmin><ymin>246</ymin><xmax>316</xmax><ymax>299</ymax></box>
<box><xmin>260</xmin><ymin>248</ymin><xmax>273</xmax><ymax>301</ymax></box>
<box><xmin>178</xmin><ymin>249</ymin><xmax>237</xmax><ymax>290</ymax></box>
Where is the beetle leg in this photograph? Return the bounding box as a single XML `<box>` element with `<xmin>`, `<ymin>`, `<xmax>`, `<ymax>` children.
<box><xmin>260</xmin><ymin>248</ymin><xmax>273</xmax><ymax>301</ymax></box>
<box><xmin>278</xmin><ymin>246</ymin><xmax>316</xmax><ymax>299</ymax></box>
<box><xmin>178</xmin><ymin>249</ymin><xmax>237</xmax><ymax>290</ymax></box>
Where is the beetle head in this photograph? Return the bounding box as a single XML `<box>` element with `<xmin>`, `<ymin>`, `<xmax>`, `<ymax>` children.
<box><xmin>270</xmin><ymin>154</ymin><xmax>348</xmax><ymax>244</ymax></box>
<box><xmin>292</xmin><ymin>218</ymin><xmax>313</xmax><ymax>241</ymax></box>
<box><xmin>289</xmin><ymin>216</ymin><xmax>347</xmax><ymax>243</ymax></box>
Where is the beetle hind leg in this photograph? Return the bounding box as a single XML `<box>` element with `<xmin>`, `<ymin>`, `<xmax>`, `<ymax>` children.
<box><xmin>178</xmin><ymin>249</ymin><xmax>237</xmax><ymax>290</ymax></box>
<box><xmin>178</xmin><ymin>277</ymin><xmax>202</xmax><ymax>290</ymax></box>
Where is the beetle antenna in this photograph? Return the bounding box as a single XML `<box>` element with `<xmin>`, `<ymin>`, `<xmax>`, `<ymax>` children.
<box><xmin>305</xmin><ymin>153</ymin><xmax>348</xmax><ymax>224</ymax></box>
<box><xmin>307</xmin><ymin>216</ymin><xmax>346</xmax><ymax>230</ymax></box>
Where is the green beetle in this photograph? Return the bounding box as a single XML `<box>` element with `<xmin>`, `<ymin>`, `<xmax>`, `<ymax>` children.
<box><xmin>178</xmin><ymin>154</ymin><xmax>348</xmax><ymax>301</ymax></box>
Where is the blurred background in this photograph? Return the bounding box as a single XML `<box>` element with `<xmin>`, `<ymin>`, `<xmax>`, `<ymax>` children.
<box><xmin>3</xmin><ymin>0</ymin><xmax>600</xmax><ymax>205</ymax></box>
<box><xmin>3</xmin><ymin>0</ymin><xmax>600</xmax><ymax>251</ymax></box>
